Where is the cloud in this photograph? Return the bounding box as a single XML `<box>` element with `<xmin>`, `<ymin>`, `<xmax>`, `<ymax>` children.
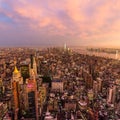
<box><xmin>0</xmin><ymin>0</ymin><xmax>120</xmax><ymax>46</ymax></box>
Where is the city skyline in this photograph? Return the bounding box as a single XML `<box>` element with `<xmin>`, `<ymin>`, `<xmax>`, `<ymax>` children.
<box><xmin>0</xmin><ymin>0</ymin><xmax>120</xmax><ymax>47</ymax></box>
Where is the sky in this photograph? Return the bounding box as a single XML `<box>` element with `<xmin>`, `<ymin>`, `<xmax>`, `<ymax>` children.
<box><xmin>0</xmin><ymin>0</ymin><xmax>120</xmax><ymax>47</ymax></box>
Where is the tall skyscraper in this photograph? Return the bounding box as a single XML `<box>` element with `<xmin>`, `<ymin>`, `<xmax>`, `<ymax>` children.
<box><xmin>115</xmin><ymin>50</ymin><xmax>119</xmax><ymax>59</ymax></box>
<box><xmin>64</xmin><ymin>43</ymin><xmax>67</xmax><ymax>51</ymax></box>
<box><xmin>33</xmin><ymin>57</ymin><xmax>37</xmax><ymax>77</ymax></box>
<box><xmin>112</xmin><ymin>85</ymin><xmax>117</xmax><ymax>104</ymax></box>
<box><xmin>20</xmin><ymin>63</ymin><xmax>30</xmax><ymax>83</ymax></box>
<box><xmin>12</xmin><ymin>81</ymin><xmax>19</xmax><ymax>120</ymax></box>
<box><xmin>97</xmin><ymin>78</ymin><xmax>102</xmax><ymax>92</ymax></box>
<box><xmin>107</xmin><ymin>85</ymin><xmax>117</xmax><ymax>104</ymax></box>
<box><xmin>30</xmin><ymin>55</ymin><xmax>37</xmax><ymax>78</ymax></box>
<box><xmin>12</xmin><ymin>65</ymin><xmax>23</xmax><ymax>120</ymax></box>
<box><xmin>13</xmin><ymin>66</ymin><xmax>23</xmax><ymax>84</ymax></box>
<box><xmin>25</xmin><ymin>70</ymin><xmax>38</xmax><ymax>120</ymax></box>
<box><xmin>93</xmin><ymin>81</ymin><xmax>98</xmax><ymax>97</ymax></box>
<box><xmin>0</xmin><ymin>78</ymin><xmax>4</xmax><ymax>99</ymax></box>
<box><xmin>107</xmin><ymin>87</ymin><xmax>113</xmax><ymax>104</ymax></box>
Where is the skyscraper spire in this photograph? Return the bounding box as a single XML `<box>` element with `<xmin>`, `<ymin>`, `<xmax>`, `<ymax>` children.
<box><xmin>64</xmin><ymin>43</ymin><xmax>67</xmax><ymax>50</ymax></box>
<box><xmin>13</xmin><ymin>66</ymin><xmax>19</xmax><ymax>74</ymax></box>
<box><xmin>115</xmin><ymin>50</ymin><xmax>118</xmax><ymax>59</ymax></box>
<box><xmin>12</xmin><ymin>61</ymin><xmax>23</xmax><ymax>84</ymax></box>
<box><xmin>13</xmin><ymin>58</ymin><xmax>19</xmax><ymax>74</ymax></box>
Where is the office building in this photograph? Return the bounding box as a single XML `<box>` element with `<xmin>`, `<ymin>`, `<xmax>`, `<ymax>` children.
<box><xmin>30</xmin><ymin>55</ymin><xmax>37</xmax><ymax>78</ymax></box>
<box><xmin>25</xmin><ymin>77</ymin><xmax>38</xmax><ymax>120</ymax></box>
<box><xmin>52</xmin><ymin>78</ymin><xmax>63</xmax><ymax>92</ymax></box>
<box><xmin>97</xmin><ymin>77</ymin><xmax>102</xmax><ymax>92</ymax></box>
<box><xmin>20</xmin><ymin>63</ymin><xmax>30</xmax><ymax>83</ymax></box>
<box><xmin>12</xmin><ymin>65</ymin><xmax>23</xmax><ymax>120</ymax></box>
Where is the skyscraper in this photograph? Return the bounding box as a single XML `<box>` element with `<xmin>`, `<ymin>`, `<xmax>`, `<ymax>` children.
<box><xmin>107</xmin><ymin>87</ymin><xmax>113</xmax><ymax>104</ymax></box>
<box><xmin>13</xmin><ymin>66</ymin><xmax>23</xmax><ymax>84</ymax></box>
<box><xmin>25</xmin><ymin>77</ymin><xmax>38</xmax><ymax>120</ymax></box>
<box><xmin>64</xmin><ymin>43</ymin><xmax>67</xmax><ymax>51</ymax></box>
<box><xmin>0</xmin><ymin>78</ymin><xmax>4</xmax><ymax>98</ymax></box>
<box><xmin>20</xmin><ymin>63</ymin><xmax>30</xmax><ymax>83</ymax></box>
<box><xmin>115</xmin><ymin>50</ymin><xmax>119</xmax><ymax>59</ymax></box>
<box><xmin>12</xmin><ymin>65</ymin><xmax>23</xmax><ymax>120</ymax></box>
<box><xmin>107</xmin><ymin>85</ymin><xmax>117</xmax><ymax>104</ymax></box>
<box><xmin>33</xmin><ymin>57</ymin><xmax>37</xmax><ymax>77</ymax></box>
<box><xmin>97</xmin><ymin>78</ymin><xmax>102</xmax><ymax>92</ymax></box>
<box><xmin>93</xmin><ymin>81</ymin><xmax>98</xmax><ymax>97</ymax></box>
<box><xmin>30</xmin><ymin>55</ymin><xmax>37</xmax><ymax>78</ymax></box>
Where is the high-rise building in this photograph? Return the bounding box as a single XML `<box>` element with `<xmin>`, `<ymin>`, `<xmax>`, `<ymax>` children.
<box><xmin>12</xmin><ymin>81</ymin><xmax>19</xmax><ymax>120</ymax></box>
<box><xmin>107</xmin><ymin>87</ymin><xmax>113</xmax><ymax>104</ymax></box>
<box><xmin>33</xmin><ymin>57</ymin><xmax>37</xmax><ymax>77</ymax></box>
<box><xmin>115</xmin><ymin>79</ymin><xmax>120</xmax><ymax>103</ymax></box>
<box><xmin>25</xmin><ymin>76</ymin><xmax>38</xmax><ymax>119</ymax></box>
<box><xmin>38</xmin><ymin>84</ymin><xmax>47</xmax><ymax>115</ymax></box>
<box><xmin>0</xmin><ymin>102</ymin><xmax>9</xmax><ymax>120</ymax></box>
<box><xmin>13</xmin><ymin>66</ymin><xmax>23</xmax><ymax>84</ymax></box>
<box><xmin>87</xmin><ymin>89</ymin><xmax>94</xmax><ymax>101</ymax></box>
<box><xmin>107</xmin><ymin>85</ymin><xmax>117</xmax><ymax>104</ymax></box>
<box><xmin>97</xmin><ymin>78</ymin><xmax>102</xmax><ymax>92</ymax></box>
<box><xmin>64</xmin><ymin>43</ymin><xmax>67</xmax><ymax>51</ymax></box>
<box><xmin>85</xmin><ymin>74</ymin><xmax>93</xmax><ymax>89</ymax></box>
<box><xmin>93</xmin><ymin>81</ymin><xmax>98</xmax><ymax>97</ymax></box>
<box><xmin>112</xmin><ymin>85</ymin><xmax>117</xmax><ymax>104</ymax></box>
<box><xmin>115</xmin><ymin>50</ymin><xmax>119</xmax><ymax>59</ymax></box>
<box><xmin>52</xmin><ymin>78</ymin><xmax>63</xmax><ymax>92</ymax></box>
<box><xmin>12</xmin><ymin>65</ymin><xmax>23</xmax><ymax>120</ymax></box>
<box><xmin>20</xmin><ymin>63</ymin><xmax>30</xmax><ymax>83</ymax></box>
<box><xmin>30</xmin><ymin>55</ymin><xmax>37</xmax><ymax>78</ymax></box>
<box><xmin>0</xmin><ymin>78</ymin><xmax>4</xmax><ymax>98</ymax></box>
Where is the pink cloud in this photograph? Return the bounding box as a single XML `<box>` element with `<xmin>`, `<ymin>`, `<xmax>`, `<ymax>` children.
<box><xmin>0</xmin><ymin>0</ymin><xmax>120</xmax><ymax>46</ymax></box>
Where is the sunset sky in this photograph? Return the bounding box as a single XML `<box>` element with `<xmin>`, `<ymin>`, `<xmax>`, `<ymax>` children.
<box><xmin>0</xmin><ymin>0</ymin><xmax>120</xmax><ymax>47</ymax></box>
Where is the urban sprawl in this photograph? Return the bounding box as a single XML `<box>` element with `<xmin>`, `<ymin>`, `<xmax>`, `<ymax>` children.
<box><xmin>0</xmin><ymin>47</ymin><xmax>120</xmax><ymax>120</ymax></box>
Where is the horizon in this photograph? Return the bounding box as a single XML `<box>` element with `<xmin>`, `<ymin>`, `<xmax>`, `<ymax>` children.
<box><xmin>0</xmin><ymin>45</ymin><xmax>120</xmax><ymax>49</ymax></box>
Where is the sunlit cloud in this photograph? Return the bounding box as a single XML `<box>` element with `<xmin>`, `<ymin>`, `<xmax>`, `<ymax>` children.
<box><xmin>0</xmin><ymin>0</ymin><xmax>120</xmax><ymax>46</ymax></box>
